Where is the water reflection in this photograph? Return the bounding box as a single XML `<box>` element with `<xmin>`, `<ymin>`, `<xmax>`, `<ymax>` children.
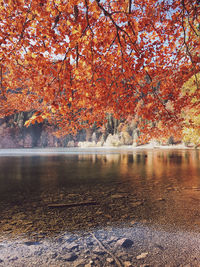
<box><xmin>77</xmin><ymin>150</ymin><xmax>200</xmax><ymax>189</ymax></box>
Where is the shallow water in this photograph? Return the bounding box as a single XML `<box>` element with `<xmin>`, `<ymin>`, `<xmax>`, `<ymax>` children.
<box><xmin>0</xmin><ymin>149</ymin><xmax>200</xmax><ymax>266</ymax></box>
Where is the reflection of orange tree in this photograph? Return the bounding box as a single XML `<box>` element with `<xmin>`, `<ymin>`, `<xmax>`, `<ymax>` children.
<box><xmin>117</xmin><ymin>151</ymin><xmax>200</xmax><ymax>190</ymax></box>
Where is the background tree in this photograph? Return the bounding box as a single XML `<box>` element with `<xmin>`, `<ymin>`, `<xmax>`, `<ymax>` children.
<box><xmin>182</xmin><ymin>73</ymin><xmax>200</xmax><ymax>146</ymax></box>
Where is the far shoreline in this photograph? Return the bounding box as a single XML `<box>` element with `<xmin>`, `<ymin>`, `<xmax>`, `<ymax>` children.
<box><xmin>0</xmin><ymin>144</ymin><xmax>199</xmax><ymax>156</ymax></box>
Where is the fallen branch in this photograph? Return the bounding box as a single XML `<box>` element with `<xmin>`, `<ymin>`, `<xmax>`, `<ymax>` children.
<box><xmin>91</xmin><ymin>233</ymin><xmax>123</xmax><ymax>267</ymax></box>
<box><xmin>48</xmin><ymin>201</ymin><xmax>98</xmax><ymax>208</ymax></box>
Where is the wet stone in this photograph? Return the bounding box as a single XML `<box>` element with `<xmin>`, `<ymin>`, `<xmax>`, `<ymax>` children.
<box><xmin>24</xmin><ymin>241</ymin><xmax>41</xmax><ymax>246</ymax></box>
<box><xmin>116</xmin><ymin>238</ymin><xmax>133</xmax><ymax>248</ymax></box>
<box><xmin>65</xmin><ymin>241</ymin><xmax>79</xmax><ymax>250</ymax></box>
<box><xmin>59</xmin><ymin>252</ymin><xmax>78</xmax><ymax>262</ymax></box>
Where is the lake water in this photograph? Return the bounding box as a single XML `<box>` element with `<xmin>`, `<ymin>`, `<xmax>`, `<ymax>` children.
<box><xmin>0</xmin><ymin>149</ymin><xmax>200</xmax><ymax>266</ymax></box>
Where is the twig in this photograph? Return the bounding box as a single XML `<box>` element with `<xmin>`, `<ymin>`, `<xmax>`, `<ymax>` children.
<box><xmin>91</xmin><ymin>233</ymin><xmax>123</xmax><ymax>267</ymax></box>
<box><xmin>95</xmin><ymin>0</ymin><xmax>139</xmax><ymax>56</ymax></box>
<box><xmin>48</xmin><ymin>201</ymin><xmax>98</xmax><ymax>208</ymax></box>
<box><xmin>83</xmin><ymin>0</ymin><xmax>94</xmax><ymax>37</ymax></box>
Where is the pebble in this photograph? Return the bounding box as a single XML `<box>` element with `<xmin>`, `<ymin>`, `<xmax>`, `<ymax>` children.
<box><xmin>96</xmin><ymin>210</ymin><xmax>103</xmax><ymax>215</ymax></box>
<box><xmin>110</xmin><ymin>194</ymin><xmax>125</xmax><ymax>199</ymax></box>
<box><xmin>106</xmin><ymin>257</ymin><xmax>114</xmax><ymax>263</ymax></box>
<box><xmin>130</xmin><ymin>201</ymin><xmax>143</xmax><ymax>207</ymax></box>
<box><xmin>124</xmin><ymin>261</ymin><xmax>133</xmax><ymax>267</ymax></box>
<box><xmin>130</xmin><ymin>220</ymin><xmax>137</xmax><ymax>225</ymax></box>
<box><xmin>156</xmin><ymin>198</ymin><xmax>165</xmax><ymax>201</ymax></box>
<box><xmin>84</xmin><ymin>260</ymin><xmax>93</xmax><ymax>267</ymax></box>
<box><xmin>136</xmin><ymin>252</ymin><xmax>148</xmax><ymax>260</ymax></box>
<box><xmin>116</xmin><ymin>238</ymin><xmax>133</xmax><ymax>248</ymax></box>
<box><xmin>154</xmin><ymin>244</ymin><xmax>164</xmax><ymax>251</ymax></box>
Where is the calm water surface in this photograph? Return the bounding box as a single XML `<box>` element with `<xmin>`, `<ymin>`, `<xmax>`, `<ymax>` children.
<box><xmin>0</xmin><ymin>149</ymin><xmax>200</xmax><ymax>266</ymax></box>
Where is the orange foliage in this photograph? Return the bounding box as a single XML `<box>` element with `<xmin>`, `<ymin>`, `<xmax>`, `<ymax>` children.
<box><xmin>0</xmin><ymin>0</ymin><xmax>199</xmax><ymax>136</ymax></box>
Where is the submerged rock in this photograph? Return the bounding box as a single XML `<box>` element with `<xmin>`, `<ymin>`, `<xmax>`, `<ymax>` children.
<box><xmin>24</xmin><ymin>241</ymin><xmax>40</xmax><ymax>246</ymax></box>
<box><xmin>60</xmin><ymin>252</ymin><xmax>78</xmax><ymax>262</ymax></box>
<box><xmin>116</xmin><ymin>238</ymin><xmax>133</xmax><ymax>248</ymax></box>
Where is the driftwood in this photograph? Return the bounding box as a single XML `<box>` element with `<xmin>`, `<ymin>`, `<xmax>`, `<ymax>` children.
<box><xmin>47</xmin><ymin>201</ymin><xmax>98</xmax><ymax>208</ymax></box>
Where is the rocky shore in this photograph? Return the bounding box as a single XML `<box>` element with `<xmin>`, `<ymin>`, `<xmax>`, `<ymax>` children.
<box><xmin>1</xmin><ymin>224</ymin><xmax>200</xmax><ymax>267</ymax></box>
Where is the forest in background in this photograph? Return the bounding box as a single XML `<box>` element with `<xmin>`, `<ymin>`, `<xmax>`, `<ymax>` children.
<box><xmin>0</xmin><ymin>109</ymin><xmax>196</xmax><ymax>148</ymax></box>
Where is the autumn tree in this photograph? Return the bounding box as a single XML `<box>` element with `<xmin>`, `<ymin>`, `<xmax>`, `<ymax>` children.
<box><xmin>0</xmin><ymin>0</ymin><xmax>199</xmax><ymax>137</ymax></box>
